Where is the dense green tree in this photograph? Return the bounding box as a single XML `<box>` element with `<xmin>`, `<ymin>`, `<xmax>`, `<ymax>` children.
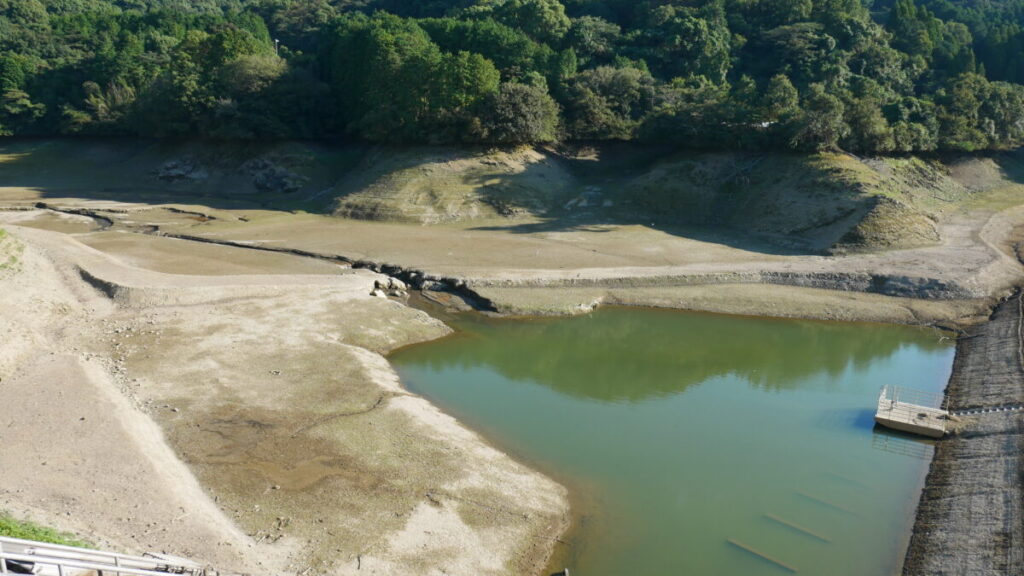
<box><xmin>0</xmin><ymin>53</ymin><xmax>27</xmax><ymax>91</ymax></box>
<box><xmin>326</xmin><ymin>14</ymin><xmax>444</xmax><ymax>141</ymax></box>
<box><xmin>625</xmin><ymin>3</ymin><xmax>731</xmax><ymax>83</ymax></box>
<box><xmin>563</xmin><ymin>65</ymin><xmax>658</xmax><ymax>139</ymax></box>
<box><xmin>325</xmin><ymin>13</ymin><xmax>501</xmax><ymax>142</ymax></box>
<box><xmin>0</xmin><ymin>0</ymin><xmax>1022</xmax><ymax>151</ymax></box>
<box><xmin>789</xmin><ymin>83</ymin><xmax>848</xmax><ymax>150</ymax></box>
<box><xmin>762</xmin><ymin>73</ymin><xmax>799</xmax><ymax>121</ymax></box>
<box><xmin>637</xmin><ymin>77</ymin><xmax>733</xmax><ymax>146</ymax></box>
<box><xmin>936</xmin><ymin>73</ymin><xmax>988</xmax><ymax>151</ymax></box>
<box><xmin>488</xmin><ymin>0</ymin><xmax>572</xmax><ymax>45</ymax></box>
<box><xmin>63</xmin><ymin>80</ymin><xmax>136</xmax><ymax>133</ymax></box>
<box><xmin>747</xmin><ymin>23</ymin><xmax>841</xmax><ymax>87</ymax></box>
<box><xmin>567</xmin><ymin>16</ymin><xmax>620</xmax><ymax>64</ymax></box>
<box><xmin>253</xmin><ymin>0</ymin><xmax>335</xmax><ymax>52</ymax></box>
<box><xmin>0</xmin><ymin>89</ymin><xmax>45</xmax><ymax>135</ymax></box>
<box><xmin>417</xmin><ymin>17</ymin><xmax>552</xmax><ymax>79</ymax></box>
<box><xmin>842</xmin><ymin>96</ymin><xmax>893</xmax><ymax>152</ymax></box>
<box><xmin>218</xmin><ymin>53</ymin><xmax>286</xmax><ymax>94</ymax></box>
<box><xmin>433</xmin><ymin>50</ymin><xmax>501</xmax><ymax>111</ymax></box>
<box><xmin>888</xmin><ymin>96</ymin><xmax>939</xmax><ymax>152</ymax></box>
<box><xmin>981</xmin><ymin>81</ymin><xmax>1024</xmax><ymax>147</ymax></box>
<box><xmin>0</xmin><ymin>0</ymin><xmax>49</xmax><ymax>34</ymax></box>
<box><xmin>479</xmin><ymin>81</ymin><xmax>560</xmax><ymax>143</ymax></box>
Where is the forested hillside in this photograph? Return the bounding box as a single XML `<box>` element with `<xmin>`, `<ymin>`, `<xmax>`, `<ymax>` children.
<box><xmin>1</xmin><ymin>0</ymin><xmax>1023</xmax><ymax>152</ymax></box>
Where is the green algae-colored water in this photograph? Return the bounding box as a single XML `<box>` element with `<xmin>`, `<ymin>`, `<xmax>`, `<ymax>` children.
<box><xmin>390</xmin><ymin>308</ymin><xmax>955</xmax><ymax>576</ymax></box>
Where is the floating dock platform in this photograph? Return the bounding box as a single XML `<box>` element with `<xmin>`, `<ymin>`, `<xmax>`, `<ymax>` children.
<box><xmin>874</xmin><ymin>384</ymin><xmax>949</xmax><ymax>438</ymax></box>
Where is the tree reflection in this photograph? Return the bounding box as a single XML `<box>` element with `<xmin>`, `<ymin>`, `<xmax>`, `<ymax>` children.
<box><xmin>393</xmin><ymin>308</ymin><xmax>950</xmax><ymax>403</ymax></box>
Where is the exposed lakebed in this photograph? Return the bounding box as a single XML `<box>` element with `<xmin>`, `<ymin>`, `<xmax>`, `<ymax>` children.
<box><xmin>391</xmin><ymin>307</ymin><xmax>955</xmax><ymax>576</ymax></box>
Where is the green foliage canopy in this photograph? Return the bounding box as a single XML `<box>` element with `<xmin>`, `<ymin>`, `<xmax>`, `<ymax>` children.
<box><xmin>0</xmin><ymin>0</ymin><xmax>1022</xmax><ymax>152</ymax></box>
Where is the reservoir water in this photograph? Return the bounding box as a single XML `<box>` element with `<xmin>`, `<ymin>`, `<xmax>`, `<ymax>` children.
<box><xmin>390</xmin><ymin>308</ymin><xmax>955</xmax><ymax>576</ymax></box>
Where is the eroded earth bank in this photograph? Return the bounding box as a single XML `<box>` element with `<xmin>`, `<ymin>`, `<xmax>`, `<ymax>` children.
<box><xmin>3</xmin><ymin>139</ymin><xmax>1024</xmax><ymax>575</ymax></box>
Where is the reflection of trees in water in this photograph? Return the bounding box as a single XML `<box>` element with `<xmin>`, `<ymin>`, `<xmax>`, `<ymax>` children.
<box><xmin>397</xmin><ymin>309</ymin><xmax>949</xmax><ymax>403</ymax></box>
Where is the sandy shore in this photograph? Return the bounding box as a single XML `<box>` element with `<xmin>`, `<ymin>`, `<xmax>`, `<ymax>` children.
<box><xmin>0</xmin><ymin>223</ymin><xmax>569</xmax><ymax>575</ymax></box>
<box><xmin>903</xmin><ymin>292</ymin><xmax>1024</xmax><ymax>575</ymax></box>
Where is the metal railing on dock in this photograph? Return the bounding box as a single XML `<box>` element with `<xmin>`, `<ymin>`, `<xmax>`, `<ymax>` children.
<box><xmin>874</xmin><ymin>384</ymin><xmax>950</xmax><ymax>438</ymax></box>
<box><xmin>0</xmin><ymin>536</ymin><xmax>208</xmax><ymax>576</ymax></box>
<box><xmin>878</xmin><ymin>384</ymin><xmax>947</xmax><ymax>411</ymax></box>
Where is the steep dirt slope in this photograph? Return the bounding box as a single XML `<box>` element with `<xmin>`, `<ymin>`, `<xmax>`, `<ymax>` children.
<box><xmin>611</xmin><ymin>152</ymin><xmax>984</xmax><ymax>252</ymax></box>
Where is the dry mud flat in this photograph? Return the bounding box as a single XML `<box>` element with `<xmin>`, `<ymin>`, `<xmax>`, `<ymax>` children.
<box><xmin>903</xmin><ymin>294</ymin><xmax>1024</xmax><ymax>576</ymax></box>
<box><xmin>4</xmin><ymin>141</ymin><xmax>1024</xmax><ymax>575</ymax></box>
<box><xmin>133</xmin><ymin>203</ymin><xmax>1024</xmax><ymax>327</ymax></box>
<box><xmin>0</xmin><ymin>225</ymin><xmax>568</xmax><ymax>576</ymax></box>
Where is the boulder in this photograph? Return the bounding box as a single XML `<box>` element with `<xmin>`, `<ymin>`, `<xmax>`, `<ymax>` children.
<box><xmin>156</xmin><ymin>158</ymin><xmax>208</xmax><ymax>183</ymax></box>
<box><xmin>242</xmin><ymin>158</ymin><xmax>308</xmax><ymax>194</ymax></box>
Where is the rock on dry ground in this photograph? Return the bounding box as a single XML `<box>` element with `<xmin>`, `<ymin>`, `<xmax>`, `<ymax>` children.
<box><xmin>903</xmin><ymin>294</ymin><xmax>1024</xmax><ymax>576</ymax></box>
<box><xmin>0</xmin><ymin>225</ymin><xmax>569</xmax><ymax>576</ymax></box>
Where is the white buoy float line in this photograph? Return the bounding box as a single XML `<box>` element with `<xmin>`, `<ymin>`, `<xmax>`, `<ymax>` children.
<box><xmin>951</xmin><ymin>404</ymin><xmax>1024</xmax><ymax>416</ymax></box>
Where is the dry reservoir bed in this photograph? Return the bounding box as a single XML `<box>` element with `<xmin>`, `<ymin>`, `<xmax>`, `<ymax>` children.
<box><xmin>2</xmin><ymin>178</ymin><xmax>1024</xmax><ymax>575</ymax></box>
<box><xmin>0</xmin><ymin>224</ymin><xmax>568</xmax><ymax>576</ymax></box>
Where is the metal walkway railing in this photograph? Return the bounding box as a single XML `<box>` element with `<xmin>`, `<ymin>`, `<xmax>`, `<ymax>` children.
<box><xmin>0</xmin><ymin>536</ymin><xmax>209</xmax><ymax>576</ymax></box>
<box><xmin>878</xmin><ymin>384</ymin><xmax>948</xmax><ymax>411</ymax></box>
<box><xmin>875</xmin><ymin>384</ymin><xmax>951</xmax><ymax>438</ymax></box>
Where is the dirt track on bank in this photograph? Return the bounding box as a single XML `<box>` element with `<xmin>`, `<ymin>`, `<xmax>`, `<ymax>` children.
<box><xmin>903</xmin><ymin>293</ymin><xmax>1024</xmax><ymax>575</ymax></box>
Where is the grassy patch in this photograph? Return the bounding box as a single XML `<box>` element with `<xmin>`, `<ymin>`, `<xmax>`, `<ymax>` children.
<box><xmin>0</xmin><ymin>228</ymin><xmax>22</xmax><ymax>271</ymax></box>
<box><xmin>0</xmin><ymin>511</ymin><xmax>89</xmax><ymax>547</ymax></box>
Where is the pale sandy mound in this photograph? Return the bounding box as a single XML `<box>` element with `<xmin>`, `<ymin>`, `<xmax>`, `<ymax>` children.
<box><xmin>332</xmin><ymin>147</ymin><xmax>574</xmax><ymax>223</ymax></box>
<box><xmin>0</xmin><ymin>228</ymin><xmax>271</xmax><ymax>574</ymax></box>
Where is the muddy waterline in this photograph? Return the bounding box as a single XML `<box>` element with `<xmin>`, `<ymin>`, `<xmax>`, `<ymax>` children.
<box><xmin>391</xmin><ymin>307</ymin><xmax>954</xmax><ymax>576</ymax></box>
